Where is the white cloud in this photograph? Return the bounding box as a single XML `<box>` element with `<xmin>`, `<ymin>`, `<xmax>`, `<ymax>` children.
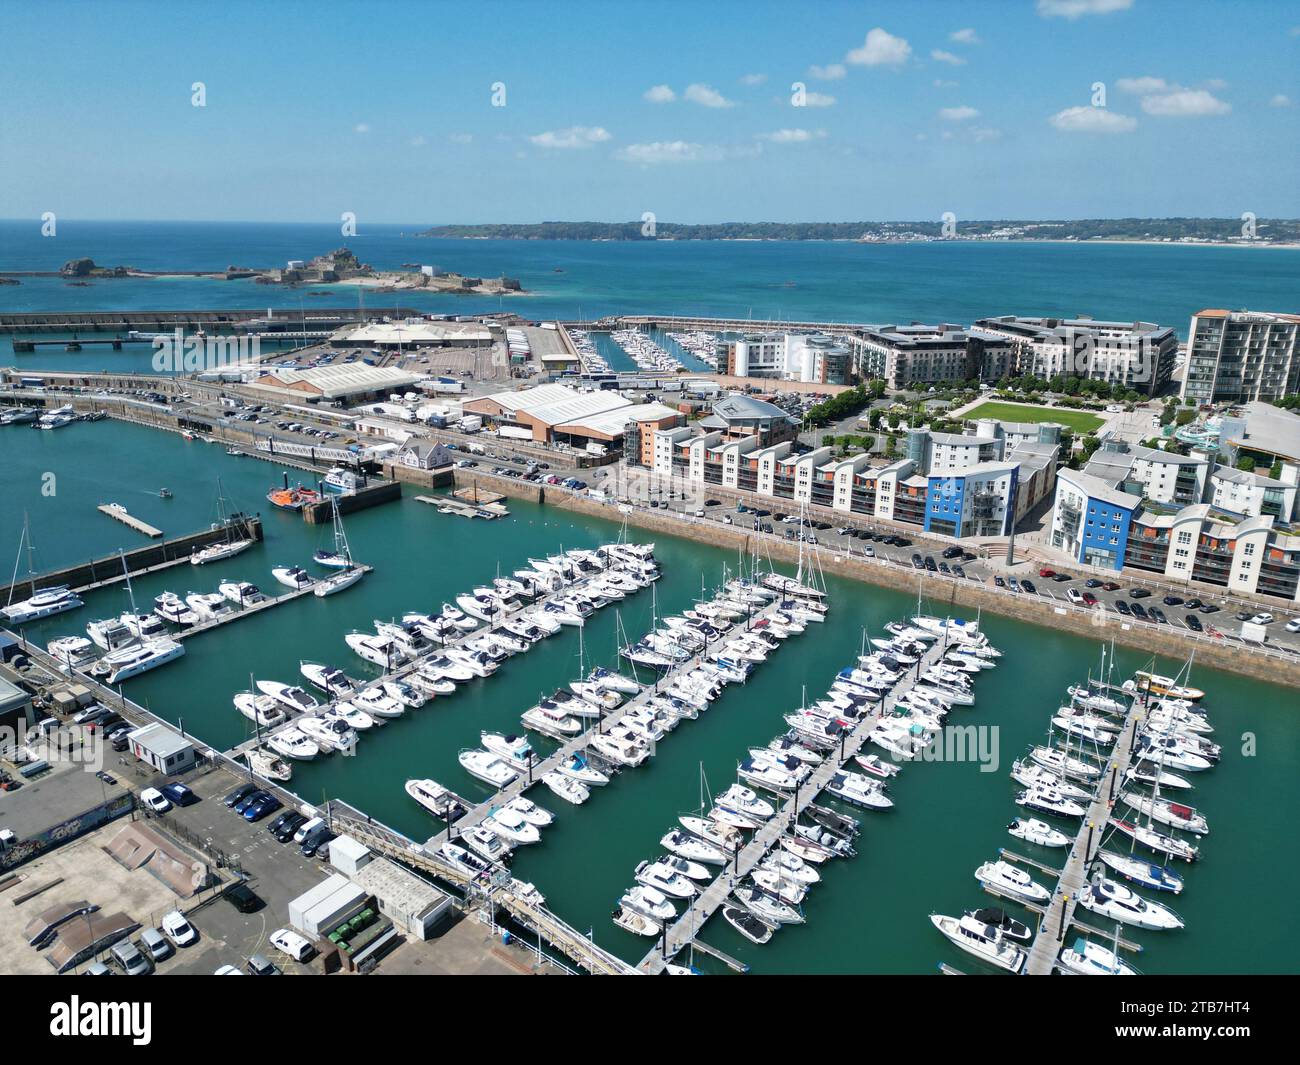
<box><xmin>1049</xmin><ymin>105</ymin><xmax>1138</xmax><ymax>132</ymax></box>
<box><xmin>971</xmin><ymin>126</ymin><xmax>1002</xmax><ymax>142</ymax></box>
<box><xmin>847</xmin><ymin>27</ymin><xmax>912</xmax><ymax>67</ymax></box>
<box><xmin>939</xmin><ymin>105</ymin><xmax>980</xmax><ymax>121</ymax></box>
<box><xmin>1037</xmin><ymin>0</ymin><xmax>1133</xmax><ymax>18</ymax></box>
<box><xmin>933</xmin><ymin>79</ymin><xmax>959</xmax><ymax>89</ymax></box>
<box><xmin>615</xmin><ymin>141</ymin><xmax>724</xmax><ymax>165</ymax></box>
<box><xmin>448</xmin><ymin>132</ymin><xmax>473</xmax><ymax>144</ymax></box>
<box><xmin>799</xmin><ymin>91</ymin><xmax>837</xmax><ymax>107</ymax></box>
<box><xmin>756</xmin><ymin>128</ymin><xmax>826</xmax><ymax>143</ymax></box>
<box><xmin>353</xmin><ymin>123</ymin><xmax>370</xmax><ymax>134</ymax></box>
<box><xmin>1270</xmin><ymin>94</ymin><xmax>1293</xmax><ymax>108</ymax></box>
<box><xmin>684</xmin><ymin>83</ymin><xmax>736</xmax><ymax>108</ymax></box>
<box><xmin>808</xmin><ymin>63</ymin><xmax>846</xmax><ymax>80</ymax></box>
<box><xmin>529</xmin><ymin>126</ymin><xmax>612</xmax><ymax>149</ymax></box>
<box><xmin>643</xmin><ymin>84</ymin><xmax>676</xmax><ymax>103</ymax></box>
<box><xmin>949</xmin><ymin>28</ymin><xmax>980</xmax><ymax>44</ymax></box>
<box><xmin>1140</xmin><ymin>89</ymin><xmax>1230</xmax><ymax>116</ymax></box>
<box><xmin>1205</xmin><ymin>78</ymin><xmax>1228</xmax><ymax>90</ymax></box>
<box><xmin>739</xmin><ymin>73</ymin><xmax>767</xmax><ymax>86</ymax></box>
<box><xmin>931</xmin><ymin>49</ymin><xmax>966</xmax><ymax>66</ymax></box>
<box><xmin>408</xmin><ymin>135</ymin><xmax>426</xmax><ymax>146</ymax></box>
<box><xmin>1116</xmin><ymin>76</ymin><xmax>1171</xmax><ymax>95</ymax></box>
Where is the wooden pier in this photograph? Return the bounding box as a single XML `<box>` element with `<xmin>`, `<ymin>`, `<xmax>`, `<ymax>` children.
<box><xmin>1021</xmin><ymin>698</ymin><xmax>1145</xmax><ymax>976</ymax></box>
<box><xmin>415</xmin><ymin>494</ymin><xmax>508</xmax><ymax>519</ymax></box>
<box><xmin>174</xmin><ymin>569</ymin><xmax>372</xmax><ymax>641</ymax></box>
<box><xmin>637</xmin><ymin>632</ymin><xmax>958</xmax><ymax>974</ymax></box>
<box><xmin>96</xmin><ymin>504</ymin><xmax>163</xmax><ymax>538</ymax></box>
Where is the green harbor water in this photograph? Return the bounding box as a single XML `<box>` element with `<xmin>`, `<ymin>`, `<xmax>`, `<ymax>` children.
<box><xmin>4</xmin><ymin>419</ymin><xmax>1297</xmax><ymax>974</ymax></box>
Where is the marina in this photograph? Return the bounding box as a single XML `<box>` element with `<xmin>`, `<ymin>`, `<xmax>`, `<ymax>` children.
<box><xmin>0</xmin><ymin>417</ymin><xmax>1294</xmax><ymax>974</ymax></box>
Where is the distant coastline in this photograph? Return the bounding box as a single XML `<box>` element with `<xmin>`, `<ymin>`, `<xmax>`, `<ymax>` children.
<box><xmin>418</xmin><ymin>218</ymin><xmax>1300</xmax><ymax>247</ymax></box>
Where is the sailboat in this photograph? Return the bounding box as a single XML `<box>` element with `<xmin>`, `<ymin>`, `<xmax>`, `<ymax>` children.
<box><xmin>191</xmin><ymin>479</ymin><xmax>255</xmax><ymax>565</ymax></box>
<box><xmin>2</xmin><ymin>515</ymin><xmax>84</xmax><ymax>623</ymax></box>
<box><xmin>313</xmin><ymin>496</ymin><xmax>365</xmax><ymax>597</ymax></box>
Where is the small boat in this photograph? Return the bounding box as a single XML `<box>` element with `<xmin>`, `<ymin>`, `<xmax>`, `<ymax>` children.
<box><xmin>300</xmin><ymin>661</ymin><xmax>358</xmax><ymax>697</ymax></box>
<box><xmin>759</xmin><ymin>850</ymin><xmax>820</xmax><ymax>885</ymax></box>
<box><xmin>853</xmin><ymin>753</ymin><xmax>901</xmax><ymax>779</ymax></box>
<box><xmin>1016</xmin><ymin>787</ymin><xmax>1086</xmax><ymax>819</ymax></box>
<box><xmin>1008</xmin><ymin>817</ymin><xmax>1071</xmax><ymax>848</ymax></box>
<box><xmin>660</xmin><ymin>829</ymin><xmax>726</xmax><ymax>865</ymax></box>
<box><xmin>267</xmin><ymin>727</ymin><xmax>320</xmax><ymax>760</ymax></box>
<box><xmin>1058</xmin><ymin>937</ymin><xmax>1139</xmax><ymax>975</ymax></box>
<box><xmin>233</xmin><ymin>692</ymin><xmax>288</xmax><ymax>728</ymax></box>
<box><xmin>542</xmin><ymin>771</ymin><xmax>590</xmax><ymax>805</ymax></box>
<box><xmin>483</xmin><ymin>807</ymin><xmax>541</xmax><ymax>846</ymax></box>
<box><xmin>620</xmin><ymin>886</ymin><xmax>676</xmax><ymax>922</ymax></box>
<box><xmin>247</xmin><ymin>747</ymin><xmax>292</xmax><ymax>781</ymax></box>
<box><xmin>405</xmin><ymin>779</ymin><xmax>468</xmax><ymax>821</ymax></box>
<box><xmin>502</xmin><ymin>794</ymin><xmax>553</xmax><ymax>827</ymax></box>
<box><xmin>381</xmin><ymin>679</ymin><xmax>425</xmax><ymax>708</ymax></box>
<box><xmin>1098</xmin><ymin>849</ymin><xmax>1184</xmax><ymax>894</ymax></box>
<box><xmin>1078</xmin><ymin>878</ymin><xmax>1184</xmax><ymax>930</ymax></box>
<box><xmin>723</xmin><ymin>905</ymin><xmax>775</xmax><ymax>944</ymax></box>
<box><xmin>613</xmin><ymin>906</ymin><xmax>661</xmax><ymax>938</ymax></box>
<box><xmin>1120</xmin><ymin>791</ymin><xmax>1209</xmax><ymax>835</ymax></box>
<box><xmin>272</xmin><ymin>565</ymin><xmax>315</xmax><ymax>590</ymax></box>
<box><xmin>750</xmin><ymin>869</ymin><xmax>807</xmax><ymax>906</ymax></box>
<box><xmin>1127</xmin><ymin>671</ymin><xmax>1204</xmax><ymax>702</ymax></box>
<box><xmin>974</xmin><ymin>859</ymin><xmax>1050</xmax><ymax>904</ymax></box>
<box><xmin>267</xmin><ymin>483</ymin><xmax>321</xmax><ymax>511</ymax></box>
<box><xmin>792</xmin><ymin>823</ymin><xmax>855</xmax><ymax>858</ymax></box>
<box><xmin>732</xmin><ymin>886</ymin><xmax>803</xmax><ymax>925</ymax></box>
<box><xmin>153</xmin><ymin>592</ymin><xmax>198</xmax><ymax>628</ymax></box>
<box><xmin>439</xmin><ymin>842</ymin><xmax>493</xmax><ymax>879</ymax></box>
<box><xmin>966</xmin><ymin>907</ymin><xmax>1032</xmax><ymax>943</ymax></box>
<box><xmin>930</xmin><ymin>913</ymin><xmax>1026</xmax><ymax>973</ymax></box>
<box><xmin>825</xmin><ymin>770</ymin><xmax>894</xmax><ymax>810</ymax></box>
<box><xmin>635</xmin><ymin>859</ymin><xmax>698</xmax><ymax>900</ymax></box>
<box><xmin>558</xmin><ymin>754</ymin><xmax>608</xmax><ymax>786</ymax></box>
<box><xmin>158</xmin><ymin>488</ymin><xmax>173</xmax><ymax>499</ymax></box>
<box><xmin>351</xmin><ymin>687</ymin><xmax>404</xmax><ymax>719</ymax></box>
<box><xmin>218</xmin><ymin>580</ymin><xmax>266</xmax><ymax>606</ymax></box>
<box><xmin>458</xmin><ymin>750</ymin><xmax>518</xmax><ymax>788</ymax></box>
<box><xmin>1108</xmin><ymin>818</ymin><xmax>1199</xmax><ymax>862</ymax></box>
<box><xmin>255</xmin><ymin>680</ymin><xmax>319</xmax><ymax>714</ymax></box>
<box><xmin>298</xmin><ymin>714</ymin><xmax>357</xmax><ymax>754</ymax></box>
<box><xmin>462</xmin><ymin>825</ymin><xmax>512</xmax><ymax>864</ymax></box>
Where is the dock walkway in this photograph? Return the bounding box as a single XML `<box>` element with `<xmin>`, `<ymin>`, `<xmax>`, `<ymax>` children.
<box><xmin>96</xmin><ymin>504</ymin><xmax>163</xmax><ymax>538</ymax></box>
<box><xmin>1022</xmin><ymin>698</ymin><xmax>1145</xmax><ymax>976</ymax></box>
<box><xmin>637</xmin><ymin>632</ymin><xmax>955</xmax><ymax>973</ymax></box>
<box><xmin>175</xmin><ymin>569</ymin><xmax>373</xmax><ymax>641</ymax></box>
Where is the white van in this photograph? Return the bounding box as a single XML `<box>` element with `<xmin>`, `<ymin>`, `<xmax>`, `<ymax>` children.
<box><xmin>269</xmin><ymin>927</ymin><xmax>316</xmax><ymax>962</ymax></box>
<box><xmin>293</xmin><ymin>816</ymin><xmax>325</xmax><ymax>845</ymax></box>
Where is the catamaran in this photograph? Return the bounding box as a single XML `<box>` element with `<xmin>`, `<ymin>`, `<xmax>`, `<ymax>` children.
<box><xmin>90</xmin><ymin>637</ymin><xmax>184</xmax><ymax>683</ymax></box>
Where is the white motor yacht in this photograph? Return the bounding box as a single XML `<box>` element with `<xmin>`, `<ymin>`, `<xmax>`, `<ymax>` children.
<box><xmin>620</xmin><ymin>886</ymin><xmax>676</xmax><ymax>922</ymax></box>
<box><xmin>1016</xmin><ymin>787</ymin><xmax>1087</xmax><ymax>819</ymax></box>
<box><xmin>255</xmin><ymin>680</ymin><xmax>319</xmax><ymax>714</ymax></box>
<box><xmin>1008</xmin><ymin>817</ymin><xmax>1071</xmax><ymax>848</ymax></box>
<box><xmin>521</xmin><ymin>699</ymin><xmax>583</xmax><ymax>737</ymax></box>
<box><xmin>48</xmin><ymin>635</ymin><xmax>97</xmax><ymax>666</ymax></box>
<box><xmin>502</xmin><ymin>794</ymin><xmax>553</xmax><ymax>827</ymax></box>
<box><xmin>267</xmin><ymin>727</ymin><xmax>320</xmax><ymax>760</ymax></box>
<box><xmin>87</xmin><ymin>617</ymin><xmax>137</xmax><ymax>652</ymax></box>
<box><xmin>325</xmin><ymin>702</ymin><xmax>375</xmax><ymax>731</ymax></box>
<box><xmin>153</xmin><ymin>592</ymin><xmax>198</xmax><ymax>628</ymax></box>
<box><xmin>463</xmin><ymin>825</ymin><xmax>513</xmax><ymax>864</ymax></box>
<box><xmin>91</xmin><ymin>638</ymin><xmax>184</xmax><ymax>683</ymax></box>
<box><xmin>483</xmin><ymin>807</ymin><xmax>541</xmax><ymax>846</ymax></box>
<box><xmin>481</xmin><ymin>731</ymin><xmax>537</xmax><ymax>772</ymax></box>
<box><xmin>458</xmin><ymin>750</ymin><xmax>518</xmax><ymax>788</ymax></box>
<box><xmin>233</xmin><ymin>692</ymin><xmax>288</xmax><ymax>729</ymax></box>
<box><xmin>300</xmin><ymin>662</ymin><xmax>358</xmax><ymax>697</ymax></box>
<box><xmin>381</xmin><ymin>679</ymin><xmax>426</xmax><ymax>708</ymax></box>
<box><xmin>1058</xmin><ymin>938</ymin><xmax>1139</xmax><ymax>975</ymax></box>
<box><xmin>405</xmin><ymin>779</ymin><xmax>468</xmax><ymax>821</ymax></box>
<box><xmin>930</xmin><ymin>913</ymin><xmax>1026</xmax><ymax>973</ymax></box>
<box><xmin>185</xmin><ymin>591</ymin><xmax>236</xmax><ymax>621</ymax></box>
<box><xmin>974</xmin><ymin>860</ymin><xmax>1051</xmax><ymax>904</ymax></box>
<box><xmin>635</xmin><ymin>859</ymin><xmax>698</xmax><ymax>899</ymax></box>
<box><xmin>759</xmin><ymin>850</ymin><xmax>820</xmax><ymax>885</ymax></box>
<box><xmin>558</xmin><ymin>753</ymin><xmax>608</xmax><ymax>786</ymax></box>
<box><xmin>541</xmin><ymin>771</ymin><xmax>590</xmax><ymax>805</ymax></box>
<box><xmin>1078</xmin><ymin>878</ymin><xmax>1184</xmax><ymax>930</ymax></box>
<box><xmin>298</xmin><ymin>715</ymin><xmax>357</xmax><ymax>753</ymax></box>
<box><xmin>120</xmin><ymin>611</ymin><xmax>168</xmax><ymax>640</ymax></box>
<box><xmin>344</xmin><ymin>632</ymin><xmax>407</xmax><ymax>669</ymax></box>
<box><xmin>351</xmin><ymin>687</ymin><xmax>405</xmax><ymax>719</ymax></box>
<box><xmin>271</xmin><ymin>565</ymin><xmax>315</xmax><ymax>590</ymax></box>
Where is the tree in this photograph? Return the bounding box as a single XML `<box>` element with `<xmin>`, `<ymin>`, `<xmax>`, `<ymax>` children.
<box><xmin>1236</xmin><ymin>455</ymin><xmax>1256</xmax><ymax>472</ymax></box>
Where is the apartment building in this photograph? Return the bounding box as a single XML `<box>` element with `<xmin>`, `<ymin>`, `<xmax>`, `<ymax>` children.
<box><xmin>722</xmin><ymin>331</ymin><xmax>852</xmax><ymax>385</ymax></box>
<box><xmin>1180</xmin><ymin>309</ymin><xmax>1300</xmax><ymax>404</ymax></box>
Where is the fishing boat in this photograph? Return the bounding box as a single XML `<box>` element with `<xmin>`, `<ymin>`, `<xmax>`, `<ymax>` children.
<box><xmin>1078</xmin><ymin>878</ymin><xmax>1184</xmax><ymax>930</ymax></box>
<box><xmin>322</xmin><ymin>466</ymin><xmax>362</xmax><ymax>494</ymax></box>
<box><xmin>1098</xmin><ymin>849</ymin><xmax>1184</xmax><ymax>894</ymax></box>
<box><xmin>481</xmin><ymin>732</ymin><xmax>537</xmax><ymax>773</ymax></box>
<box><xmin>1008</xmin><ymin>817</ymin><xmax>1071</xmax><ymax>848</ymax></box>
<box><xmin>1108</xmin><ymin>818</ymin><xmax>1199</xmax><ymax>862</ymax></box>
<box><xmin>405</xmin><ymin>779</ymin><xmax>468</xmax><ymax>821</ymax></box>
<box><xmin>974</xmin><ymin>859</ymin><xmax>1050</xmax><ymax>904</ymax></box>
<box><xmin>266</xmin><ymin>480</ymin><xmax>321</xmax><ymax>512</ymax></box>
<box><xmin>1058</xmin><ymin>937</ymin><xmax>1139</xmax><ymax>975</ymax></box>
<box><xmin>930</xmin><ymin>913</ymin><xmax>1026</xmax><ymax>973</ymax></box>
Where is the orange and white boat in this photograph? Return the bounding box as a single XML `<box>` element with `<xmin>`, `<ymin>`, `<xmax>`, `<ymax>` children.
<box><xmin>267</xmin><ymin>483</ymin><xmax>322</xmax><ymax>511</ymax></box>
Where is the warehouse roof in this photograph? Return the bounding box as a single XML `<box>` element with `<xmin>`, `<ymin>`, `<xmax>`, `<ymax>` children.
<box><xmin>341</xmin><ymin>321</ymin><xmax>493</xmax><ymax>345</ymax></box>
<box><xmin>555</xmin><ymin>401</ymin><xmax>678</xmax><ymax>438</ymax></box>
<box><xmin>254</xmin><ymin>363</ymin><xmax>424</xmax><ymax>399</ymax></box>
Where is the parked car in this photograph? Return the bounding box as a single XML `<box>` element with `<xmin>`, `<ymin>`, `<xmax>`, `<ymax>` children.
<box><xmin>273</xmin><ymin>813</ymin><xmax>308</xmax><ymax>843</ymax></box>
<box><xmin>1101</xmin><ymin>582</ymin><xmax>1121</xmax><ymax>592</ymax></box>
<box><xmin>139</xmin><ymin>788</ymin><xmax>171</xmax><ymax>814</ymax></box>
<box><xmin>243</xmin><ymin>793</ymin><xmax>282</xmax><ymax>822</ymax></box>
<box><xmin>1186</xmin><ymin>615</ymin><xmax>1204</xmax><ymax>632</ymax></box>
<box><xmin>1084</xmin><ymin>578</ymin><xmax>1103</xmax><ymax>589</ymax></box>
<box><xmin>160</xmin><ymin>782</ymin><xmax>198</xmax><ymax>806</ymax></box>
<box><xmin>139</xmin><ymin>927</ymin><xmax>172</xmax><ymax>963</ymax></box>
<box><xmin>224</xmin><ymin>783</ymin><xmax>259</xmax><ymax>808</ymax></box>
<box><xmin>1249</xmin><ymin>613</ymin><xmax>1275</xmax><ymax>625</ymax></box>
<box><xmin>911</xmin><ymin>553</ymin><xmax>924</xmax><ymax>569</ymax></box>
<box><xmin>246</xmin><ymin>954</ymin><xmax>281</xmax><ymax>976</ymax></box>
<box><xmin>224</xmin><ymin>882</ymin><xmax>264</xmax><ymax>914</ymax></box>
<box><xmin>1149</xmin><ymin>607</ymin><xmax>1167</xmax><ymax>624</ymax></box>
<box><xmin>234</xmin><ymin>789</ymin><xmax>268</xmax><ymax>815</ymax></box>
<box><xmin>1129</xmin><ymin>588</ymin><xmax>1152</xmax><ymax>599</ymax></box>
<box><xmin>1162</xmin><ymin>595</ymin><xmax>1184</xmax><ymax>606</ymax></box>
<box><xmin>1198</xmin><ymin>604</ymin><xmax>1220</xmax><ymax>614</ymax></box>
<box><xmin>269</xmin><ymin>927</ymin><xmax>316</xmax><ymax>962</ymax></box>
<box><xmin>1114</xmin><ymin>599</ymin><xmax>1132</xmax><ymax>616</ymax></box>
<box><xmin>1131</xmin><ymin>603</ymin><xmax>1149</xmax><ymax>619</ymax></box>
<box><xmin>942</xmin><ymin>546</ymin><xmax>963</xmax><ymax>559</ymax></box>
<box><xmin>1286</xmin><ymin>618</ymin><xmax>1300</xmax><ymax>633</ymax></box>
<box><xmin>1065</xmin><ymin>588</ymin><xmax>1083</xmax><ymax>603</ymax></box>
<box><xmin>995</xmin><ymin>576</ymin><xmax>1006</xmax><ymax>588</ymax></box>
<box><xmin>161</xmin><ymin>910</ymin><xmax>198</xmax><ymax>947</ymax></box>
<box><xmin>952</xmin><ymin>565</ymin><xmax>965</xmax><ymax>578</ymax></box>
<box><xmin>1021</xmin><ymin>579</ymin><xmax>1036</xmax><ymax>594</ymax></box>
<box><xmin>110</xmin><ymin>938</ymin><xmax>151</xmax><ymax>976</ymax></box>
<box><xmin>1037</xmin><ymin>567</ymin><xmax>1056</xmax><ymax>578</ymax></box>
<box><xmin>1052</xmin><ymin>572</ymin><xmax>1071</xmax><ymax>583</ymax></box>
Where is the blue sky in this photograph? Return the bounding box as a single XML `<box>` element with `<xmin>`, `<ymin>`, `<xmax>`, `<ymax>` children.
<box><xmin>2</xmin><ymin>0</ymin><xmax>1297</xmax><ymax>223</ymax></box>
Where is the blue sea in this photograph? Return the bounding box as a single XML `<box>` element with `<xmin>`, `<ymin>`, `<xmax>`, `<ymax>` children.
<box><xmin>1</xmin><ymin>219</ymin><xmax>1297</xmax><ymax>376</ymax></box>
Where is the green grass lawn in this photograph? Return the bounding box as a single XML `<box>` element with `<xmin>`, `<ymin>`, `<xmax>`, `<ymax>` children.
<box><xmin>962</xmin><ymin>401</ymin><xmax>1104</xmax><ymax>433</ymax></box>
